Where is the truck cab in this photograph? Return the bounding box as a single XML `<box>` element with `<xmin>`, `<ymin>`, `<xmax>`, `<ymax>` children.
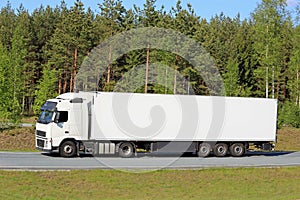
<box><xmin>35</xmin><ymin>92</ymin><xmax>92</xmax><ymax>157</ymax></box>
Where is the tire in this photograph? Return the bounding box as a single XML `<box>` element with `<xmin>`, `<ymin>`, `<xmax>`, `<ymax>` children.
<box><xmin>60</xmin><ymin>141</ymin><xmax>77</xmax><ymax>157</ymax></box>
<box><xmin>118</xmin><ymin>142</ymin><xmax>134</xmax><ymax>158</ymax></box>
<box><xmin>229</xmin><ymin>143</ymin><xmax>245</xmax><ymax>157</ymax></box>
<box><xmin>213</xmin><ymin>143</ymin><xmax>228</xmax><ymax>157</ymax></box>
<box><xmin>197</xmin><ymin>143</ymin><xmax>211</xmax><ymax>158</ymax></box>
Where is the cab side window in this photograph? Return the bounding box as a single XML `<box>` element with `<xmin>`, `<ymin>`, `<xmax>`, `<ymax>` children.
<box><xmin>57</xmin><ymin>111</ymin><xmax>68</xmax><ymax>123</ymax></box>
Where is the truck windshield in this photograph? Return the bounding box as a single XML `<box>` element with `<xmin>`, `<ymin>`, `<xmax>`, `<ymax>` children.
<box><xmin>37</xmin><ymin>101</ymin><xmax>57</xmax><ymax>124</ymax></box>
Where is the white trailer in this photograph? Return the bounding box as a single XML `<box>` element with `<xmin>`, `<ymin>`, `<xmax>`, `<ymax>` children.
<box><xmin>35</xmin><ymin>92</ymin><xmax>277</xmax><ymax>157</ymax></box>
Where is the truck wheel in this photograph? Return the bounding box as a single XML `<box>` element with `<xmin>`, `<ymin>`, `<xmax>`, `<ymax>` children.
<box><xmin>197</xmin><ymin>143</ymin><xmax>211</xmax><ymax>157</ymax></box>
<box><xmin>118</xmin><ymin>142</ymin><xmax>134</xmax><ymax>158</ymax></box>
<box><xmin>213</xmin><ymin>143</ymin><xmax>228</xmax><ymax>157</ymax></box>
<box><xmin>60</xmin><ymin>141</ymin><xmax>77</xmax><ymax>157</ymax></box>
<box><xmin>229</xmin><ymin>143</ymin><xmax>245</xmax><ymax>157</ymax></box>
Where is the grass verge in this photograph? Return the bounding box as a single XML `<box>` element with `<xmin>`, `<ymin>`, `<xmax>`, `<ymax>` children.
<box><xmin>0</xmin><ymin>127</ymin><xmax>36</xmax><ymax>151</ymax></box>
<box><xmin>0</xmin><ymin>126</ymin><xmax>299</xmax><ymax>199</ymax></box>
<box><xmin>0</xmin><ymin>126</ymin><xmax>299</xmax><ymax>152</ymax></box>
<box><xmin>276</xmin><ymin>127</ymin><xmax>300</xmax><ymax>151</ymax></box>
<box><xmin>20</xmin><ymin>116</ymin><xmax>36</xmax><ymax>124</ymax></box>
<box><xmin>0</xmin><ymin>167</ymin><xmax>299</xmax><ymax>200</ymax></box>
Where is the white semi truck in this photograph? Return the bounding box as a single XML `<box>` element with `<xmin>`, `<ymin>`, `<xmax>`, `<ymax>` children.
<box><xmin>35</xmin><ymin>92</ymin><xmax>277</xmax><ymax>157</ymax></box>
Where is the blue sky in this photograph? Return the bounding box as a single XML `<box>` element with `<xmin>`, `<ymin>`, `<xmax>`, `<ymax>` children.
<box><xmin>0</xmin><ymin>0</ymin><xmax>299</xmax><ymax>20</ymax></box>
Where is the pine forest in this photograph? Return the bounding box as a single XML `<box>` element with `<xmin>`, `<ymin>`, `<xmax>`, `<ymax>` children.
<box><xmin>0</xmin><ymin>0</ymin><xmax>299</xmax><ymax>128</ymax></box>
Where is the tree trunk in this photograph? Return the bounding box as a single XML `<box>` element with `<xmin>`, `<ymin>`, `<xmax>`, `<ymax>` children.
<box><xmin>272</xmin><ymin>65</ymin><xmax>275</xmax><ymax>99</ymax></box>
<box><xmin>265</xmin><ymin>25</ymin><xmax>269</xmax><ymax>98</ymax></box>
<box><xmin>63</xmin><ymin>79</ymin><xmax>67</xmax><ymax>93</ymax></box>
<box><xmin>265</xmin><ymin>43</ymin><xmax>269</xmax><ymax>98</ymax></box>
<box><xmin>165</xmin><ymin>65</ymin><xmax>168</xmax><ymax>94</ymax></box>
<box><xmin>21</xmin><ymin>80</ymin><xmax>26</xmax><ymax>114</ymax></box>
<box><xmin>58</xmin><ymin>74</ymin><xmax>62</xmax><ymax>94</ymax></box>
<box><xmin>63</xmin><ymin>71</ymin><xmax>67</xmax><ymax>93</ymax></box>
<box><xmin>173</xmin><ymin>53</ymin><xmax>178</xmax><ymax>94</ymax></box>
<box><xmin>107</xmin><ymin>31</ymin><xmax>113</xmax><ymax>84</ymax></box>
<box><xmin>21</xmin><ymin>95</ymin><xmax>25</xmax><ymax>115</ymax></box>
<box><xmin>145</xmin><ymin>43</ymin><xmax>150</xmax><ymax>93</ymax></box>
<box><xmin>70</xmin><ymin>47</ymin><xmax>78</xmax><ymax>92</ymax></box>
<box><xmin>70</xmin><ymin>72</ymin><xmax>73</xmax><ymax>93</ymax></box>
<box><xmin>297</xmin><ymin>67</ymin><xmax>299</xmax><ymax>107</ymax></box>
<box><xmin>29</xmin><ymin>96</ymin><xmax>34</xmax><ymax>115</ymax></box>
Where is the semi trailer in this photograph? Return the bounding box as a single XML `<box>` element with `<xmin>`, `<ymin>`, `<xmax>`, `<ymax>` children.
<box><xmin>35</xmin><ymin>92</ymin><xmax>277</xmax><ymax>157</ymax></box>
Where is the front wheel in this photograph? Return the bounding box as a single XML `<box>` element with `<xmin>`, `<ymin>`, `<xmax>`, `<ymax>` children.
<box><xmin>60</xmin><ymin>141</ymin><xmax>77</xmax><ymax>157</ymax></box>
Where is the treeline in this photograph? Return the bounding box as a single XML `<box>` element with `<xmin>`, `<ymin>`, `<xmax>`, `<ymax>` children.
<box><xmin>0</xmin><ymin>0</ymin><xmax>299</xmax><ymax>127</ymax></box>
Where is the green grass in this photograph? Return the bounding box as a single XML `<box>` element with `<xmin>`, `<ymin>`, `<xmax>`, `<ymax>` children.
<box><xmin>0</xmin><ymin>126</ymin><xmax>299</xmax><ymax>199</ymax></box>
<box><xmin>0</xmin><ymin>167</ymin><xmax>299</xmax><ymax>200</ymax></box>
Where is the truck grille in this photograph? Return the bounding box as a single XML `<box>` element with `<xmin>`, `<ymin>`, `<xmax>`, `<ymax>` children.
<box><xmin>36</xmin><ymin>130</ymin><xmax>46</xmax><ymax>137</ymax></box>
<box><xmin>37</xmin><ymin>139</ymin><xmax>45</xmax><ymax>148</ymax></box>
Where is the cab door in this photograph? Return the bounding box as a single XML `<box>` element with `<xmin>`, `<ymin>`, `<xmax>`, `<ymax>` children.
<box><xmin>51</xmin><ymin>111</ymin><xmax>70</xmax><ymax>147</ymax></box>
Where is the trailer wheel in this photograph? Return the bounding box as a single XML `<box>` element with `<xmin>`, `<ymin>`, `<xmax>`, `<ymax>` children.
<box><xmin>213</xmin><ymin>143</ymin><xmax>228</xmax><ymax>157</ymax></box>
<box><xmin>118</xmin><ymin>142</ymin><xmax>134</xmax><ymax>158</ymax></box>
<box><xmin>229</xmin><ymin>143</ymin><xmax>245</xmax><ymax>157</ymax></box>
<box><xmin>60</xmin><ymin>141</ymin><xmax>77</xmax><ymax>157</ymax></box>
<box><xmin>197</xmin><ymin>143</ymin><xmax>211</xmax><ymax>157</ymax></box>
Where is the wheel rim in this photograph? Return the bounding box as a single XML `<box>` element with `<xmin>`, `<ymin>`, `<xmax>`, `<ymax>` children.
<box><xmin>198</xmin><ymin>143</ymin><xmax>211</xmax><ymax>157</ymax></box>
<box><xmin>200</xmin><ymin>146</ymin><xmax>208</xmax><ymax>153</ymax></box>
<box><xmin>217</xmin><ymin>146</ymin><xmax>225</xmax><ymax>153</ymax></box>
<box><xmin>231</xmin><ymin>143</ymin><xmax>244</xmax><ymax>156</ymax></box>
<box><xmin>122</xmin><ymin>145</ymin><xmax>131</xmax><ymax>156</ymax></box>
<box><xmin>64</xmin><ymin>145</ymin><xmax>73</xmax><ymax>154</ymax></box>
<box><xmin>214</xmin><ymin>143</ymin><xmax>228</xmax><ymax>156</ymax></box>
<box><xmin>234</xmin><ymin>146</ymin><xmax>242</xmax><ymax>154</ymax></box>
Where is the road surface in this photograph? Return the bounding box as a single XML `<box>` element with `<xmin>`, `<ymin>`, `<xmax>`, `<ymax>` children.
<box><xmin>0</xmin><ymin>151</ymin><xmax>299</xmax><ymax>170</ymax></box>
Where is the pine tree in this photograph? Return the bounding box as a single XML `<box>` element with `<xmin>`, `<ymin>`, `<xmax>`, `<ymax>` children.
<box><xmin>234</xmin><ymin>19</ymin><xmax>256</xmax><ymax>96</ymax></box>
<box><xmin>33</xmin><ymin>67</ymin><xmax>58</xmax><ymax>114</ymax></box>
<box><xmin>66</xmin><ymin>0</ymin><xmax>86</xmax><ymax>91</ymax></box>
<box><xmin>46</xmin><ymin>1</ymin><xmax>70</xmax><ymax>94</ymax></box>
<box><xmin>224</xmin><ymin>58</ymin><xmax>239</xmax><ymax>96</ymax></box>
<box><xmin>139</xmin><ymin>0</ymin><xmax>161</xmax><ymax>93</ymax></box>
<box><xmin>9</xmin><ymin>5</ymin><xmax>32</xmax><ymax>119</ymax></box>
<box><xmin>98</xmin><ymin>0</ymin><xmax>126</xmax><ymax>85</ymax></box>
<box><xmin>0</xmin><ymin>2</ymin><xmax>15</xmax><ymax>51</ymax></box>
<box><xmin>0</xmin><ymin>43</ymin><xmax>12</xmax><ymax>120</ymax></box>
<box><xmin>278</xmin><ymin>16</ymin><xmax>293</xmax><ymax>102</ymax></box>
<box><xmin>288</xmin><ymin>22</ymin><xmax>300</xmax><ymax>107</ymax></box>
<box><xmin>251</xmin><ymin>0</ymin><xmax>288</xmax><ymax>98</ymax></box>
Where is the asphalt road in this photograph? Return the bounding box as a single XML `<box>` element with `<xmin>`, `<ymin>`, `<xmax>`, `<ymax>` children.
<box><xmin>0</xmin><ymin>151</ymin><xmax>299</xmax><ymax>171</ymax></box>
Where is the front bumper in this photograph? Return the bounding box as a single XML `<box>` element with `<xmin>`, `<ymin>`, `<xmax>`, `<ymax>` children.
<box><xmin>36</xmin><ymin>146</ymin><xmax>52</xmax><ymax>152</ymax></box>
<box><xmin>36</xmin><ymin>137</ymin><xmax>53</xmax><ymax>151</ymax></box>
